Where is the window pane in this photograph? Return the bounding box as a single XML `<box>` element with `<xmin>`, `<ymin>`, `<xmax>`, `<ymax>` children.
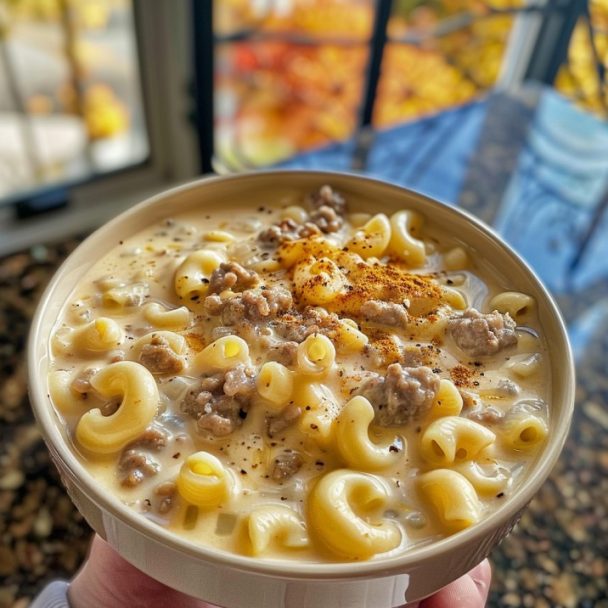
<box><xmin>0</xmin><ymin>0</ymin><xmax>148</xmax><ymax>203</ymax></box>
<box><xmin>374</xmin><ymin>0</ymin><xmax>523</xmax><ymax>127</ymax></box>
<box><xmin>214</xmin><ymin>0</ymin><xmax>372</xmax><ymax>168</ymax></box>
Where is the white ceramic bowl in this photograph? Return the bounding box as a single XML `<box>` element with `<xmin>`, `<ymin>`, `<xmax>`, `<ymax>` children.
<box><xmin>29</xmin><ymin>171</ymin><xmax>575</xmax><ymax>608</ymax></box>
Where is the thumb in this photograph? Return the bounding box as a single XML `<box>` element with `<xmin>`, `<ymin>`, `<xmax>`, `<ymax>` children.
<box><xmin>419</xmin><ymin>560</ymin><xmax>492</xmax><ymax>608</ymax></box>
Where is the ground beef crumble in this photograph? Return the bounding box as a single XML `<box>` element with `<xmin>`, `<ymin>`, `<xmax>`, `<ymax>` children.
<box><xmin>448</xmin><ymin>308</ymin><xmax>517</xmax><ymax>356</ymax></box>
<box><xmin>204</xmin><ymin>286</ymin><xmax>293</xmax><ymax>325</ymax></box>
<box><xmin>270</xmin><ymin>307</ymin><xmax>340</xmax><ymax>343</ymax></box>
<box><xmin>358</xmin><ymin>363</ymin><xmax>440</xmax><ymax>426</ymax></box>
<box><xmin>466</xmin><ymin>406</ymin><xmax>504</xmax><ymax>425</ymax></box>
<box><xmin>262</xmin><ymin>339</ymin><xmax>299</xmax><ymax>366</ymax></box>
<box><xmin>359</xmin><ymin>300</ymin><xmax>409</xmax><ymax>327</ymax></box>
<box><xmin>118</xmin><ymin>427</ymin><xmax>169</xmax><ymax>487</ymax></box>
<box><xmin>181</xmin><ymin>365</ymin><xmax>256</xmax><ymax>437</ymax></box>
<box><xmin>266</xmin><ymin>402</ymin><xmax>302</xmax><ymax>438</ymax></box>
<box><xmin>154</xmin><ymin>480</ymin><xmax>177</xmax><ymax>514</ymax></box>
<box><xmin>270</xmin><ymin>450</ymin><xmax>304</xmax><ymax>482</ymax></box>
<box><xmin>257</xmin><ymin>219</ymin><xmax>321</xmax><ymax>247</ymax></box>
<box><xmin>309</xmin><ymin>205</ymin><xmax>343</xmax><ymax>233</ymax></box>
<box><xmin>308</xmin><ymin>184</ymin><xmax>347</xmax><ymax>215</ymax></box>
<box><xmin>139</xmin><ymin>334</ymin><xmax>184</xmax><ymax>374</ymax></box>
<box><xmin>208</xmin><ymin>262</ymin><xmax>259</xmax><ymax>294</ymax></box>
<box><xmin>70</xmin><ymin>368</ymin><xmax>97</xmax><ymax>395</ymax></box>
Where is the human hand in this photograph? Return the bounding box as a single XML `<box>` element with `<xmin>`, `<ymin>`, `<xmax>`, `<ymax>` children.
<box><xmin>68</xmin><ymin>535</ymin><xmax>212</xmax><ymax>608</ymax></box>
<box><xmin>68</xmin><ymin>535</ymin><xmax>491</xmax><ymax>608</ymax></box>
<box><xmin>418</xmin><ymin>559</ymin><xmax>491</xmax><ymax>607</ymax></box>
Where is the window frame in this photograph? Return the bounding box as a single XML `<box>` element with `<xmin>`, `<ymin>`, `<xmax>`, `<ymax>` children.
<box><xmin>0</xmin><ymin>0</ymin><xmax>200</xmax><ymax>256</ymax></box>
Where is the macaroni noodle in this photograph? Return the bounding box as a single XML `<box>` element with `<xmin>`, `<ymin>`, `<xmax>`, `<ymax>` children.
<box><xmin>75</xmin><ymin>361</ymin><xmax>158</xmax><ymax>454</ymax></box>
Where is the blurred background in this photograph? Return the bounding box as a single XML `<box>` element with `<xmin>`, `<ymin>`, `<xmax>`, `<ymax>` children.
<box><xmin>0</xmin><ymin>1</ymin><xmax>607</xmax><ymax>607</ymax></box>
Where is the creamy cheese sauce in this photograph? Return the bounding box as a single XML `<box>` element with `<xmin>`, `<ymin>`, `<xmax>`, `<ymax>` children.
<box><xmin>48</xmin><ymin>186</ymin><xmax>549</xmax><ymax>562</ymax></box>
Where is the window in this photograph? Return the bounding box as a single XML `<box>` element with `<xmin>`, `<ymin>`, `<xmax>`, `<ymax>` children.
<box><xmin>0</xmin><ymin>0</ymin><xmax>147</xmax><ymax>205</ymax></box>
<box><xmin>0</xmin><ymin>0</ymin><xmax>198</xmax><ymax>255</ymax></box>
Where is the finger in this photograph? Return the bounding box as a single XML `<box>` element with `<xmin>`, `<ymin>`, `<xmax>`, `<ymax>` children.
<box><xmin>419</xmin><ymin>559</ymin><xmax>492</xmax><ymax>608</ymax></box>
<box><xmin>70</xmin><ymin>535</ymin><xmax>217</xmax><ymax>608</ymax></box>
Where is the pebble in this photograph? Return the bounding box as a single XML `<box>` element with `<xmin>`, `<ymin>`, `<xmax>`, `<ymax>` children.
<box><xmin>33</xmin><ymin>508</ymin><xmax>53</xmax><ymax>538</ymax></box>
<box><xmin>548</xmin><ymin>573</ymin><xmax>578</xmax><ymax>608</ymax></box>
<box><xmin>502</xmin><ymin>592</ymin><xmax>521</xmax><ymax>606</ymax></box>
<box><xmin>0</xmin><ymin>586</ymin><xmax>17</xmax><ymax>607</ymax></box>
<box><xmin>0</xmin><ymin>471</ymin><xmax>24</xmax><ymax>490</ymax></box>
<box><xmin>0</xmin><ymin>546</ymin><xmax>17</xmax><ymax>576</ymax></box>
<box><xmin>583</xmin><ymin>401</ymin><xmax>608</xmax><ymax>429</ymax></box>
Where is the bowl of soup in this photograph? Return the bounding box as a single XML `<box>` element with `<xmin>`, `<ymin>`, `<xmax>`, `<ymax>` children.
<box><xmin>29</xmin><ymin>170</ymin><xmax>575</xmax><ymax>607</ymax></box>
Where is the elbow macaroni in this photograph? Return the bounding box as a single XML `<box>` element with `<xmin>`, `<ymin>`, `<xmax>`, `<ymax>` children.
<box><xmin>489</xmin><ymin>292</ymin><xmax>535</xmax><ymax>319</ymax></box>
<box><xmin>256</xmin><ymin>362</ymin><xmax>294</xmax><ymax>409</ymax></box>
<box><xmin>500</xmin><ymin>413</ymin><xmax>548</xmax><ymax>450</ymax></box>
<box><xmin>418</xmin><ymin>469</ymin><xmax>481</xmax><ymax>532</ymax></box>
<box><xmin>280</xmin><ymin>205</ymin><xmax>308</xmax><ymax>224</ymax></box>
<box><xmin>443</xmin><ymin>246</ymin><xmax>468</xmax><ymax>270</ymax></box>
<box><xmin>246</xmin><ymin>505</ymin><xmax>308</xmax><ymax>555</ymax></box>
<box><xmin>388</xmin><ymin>210</ymin><xmax>426</xmax><ymax>266</ymax></box>
<box><xmin>296</xmin><ymin>381</ymin><xmax>340</xmax><ymax>446</ymax></box>
<box><xmin>174</xmin><ymin>250</ymin><xmax>223</xmax><ymax>300</ymax></box>
<box><xmin>420</xmin><ymin>417</ymin><xmax>496</xmax><ymax>466</ymax></box>
<box><xmin>75</xmin><ymin>361</ymin><xmax>158</xmax><ymax>454</ymax></box>
<box><xmin>426</xmin><ymin>379</ymin><xmax>463</xmax><ymax>421</ymax></box>
<box><xmin>440</xmin><ymin>286</ymin><xmax>467</xmax><ymax>310</ymax></box>
<box><xmin>53</xmin><ymin>318</ymin><xmax>123</xmax><ymax>356</ymax></box>
<box><xmin>334</xmin><ymin>396</ymin><xmax>403</xmax><ymax>471</ymax></box>
<box><xmin>48</xmin><ymin>370</ymin><xmax>83</xmax><ymax>415</ymax></box>
<box><xmin>177</xmin><ymin>451</ymin><xmax>234</xmax><ymax>508</ymax></box>
<box><xmin>293</xmin><ymin>257</ymin><xmax>346</xmax><ymax>305</ymax></box>
<box><xmin>194</xmin><ymin>336</ymin><xmax>250</xmax><ymax>372</ymax></box>
<box><xmin>453</xmin><ymin>461</ymin><xmax>511</xmax><ymax>496</ymax></box>
<box><xmin>144</xmin><ymin>302</ymin><xmax>190</xmax><ymax>330</ymax></box>
<box><xmin>333</xmin><ymin>318</ymin><xmax>369</xmax><ymax>352</ymax></box>
<box><xmin>344</xmin><ymin>213</ymin><xmax>391</xmax><ymax>259</ymax></box>
<box><xmin>308</xmin><ymin>470</ymin><xmax>401</xmax><ymax>559</ymax></box>
<box><xmin>296</xmin><ymin>333</ymin><xmax>336</xmax><ymax>375</ymax></box>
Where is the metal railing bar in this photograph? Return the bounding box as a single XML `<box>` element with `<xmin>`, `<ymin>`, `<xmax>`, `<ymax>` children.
<box><xmin>192</xmin><ymin>0</ymin><xmax>214</xmax><ymax>174</ymax></box>
<box><xmin>523</xmin><ymin>0</ymin><xmax>587</xmax><ymax>85</ymax></box>
<box><xmin>215</xmin><ymin>29</ymin><xmax>371</xmax><ymax>47</ymax></box>
<box><xmin>390</xmin><ymin>3</ymin><xmax>552</xmax><ymax>45</ymax></box>
<box><xmin>351</xmin><ymin>0</ymin><xmax>393</xmax><ymax>170</ymax></box>
<box><xmin>568</xmin><ymin>184</ymin><xmax>608</xmax><ymax>276</ymax></box>
<box><xmin>582</xmin><ymin>4</ymin><xmax>608</xmax><ymax>114</ymax></box>
<box><xmin>213</xmin><ymin>4</ymin><xmax>551</xmax><ymax>49</ymax></box>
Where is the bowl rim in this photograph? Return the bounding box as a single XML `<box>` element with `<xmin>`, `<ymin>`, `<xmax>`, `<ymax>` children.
<box><xmin>28</xmin><ymin>169</ymin><xmax>575</xmax><ymax>579</ymax></box>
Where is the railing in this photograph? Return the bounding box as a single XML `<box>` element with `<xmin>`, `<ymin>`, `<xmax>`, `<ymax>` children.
<box><xmin>202</xmin><ymin>0</ymin><xmax>607</xmax><ymax>174</ymax></box>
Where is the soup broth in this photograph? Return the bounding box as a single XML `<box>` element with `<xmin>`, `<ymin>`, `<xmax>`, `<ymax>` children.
<box><xmin>48</xmin><ymin>185</ymin><xmax>549</xmax><ymax>562</ymax></box>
